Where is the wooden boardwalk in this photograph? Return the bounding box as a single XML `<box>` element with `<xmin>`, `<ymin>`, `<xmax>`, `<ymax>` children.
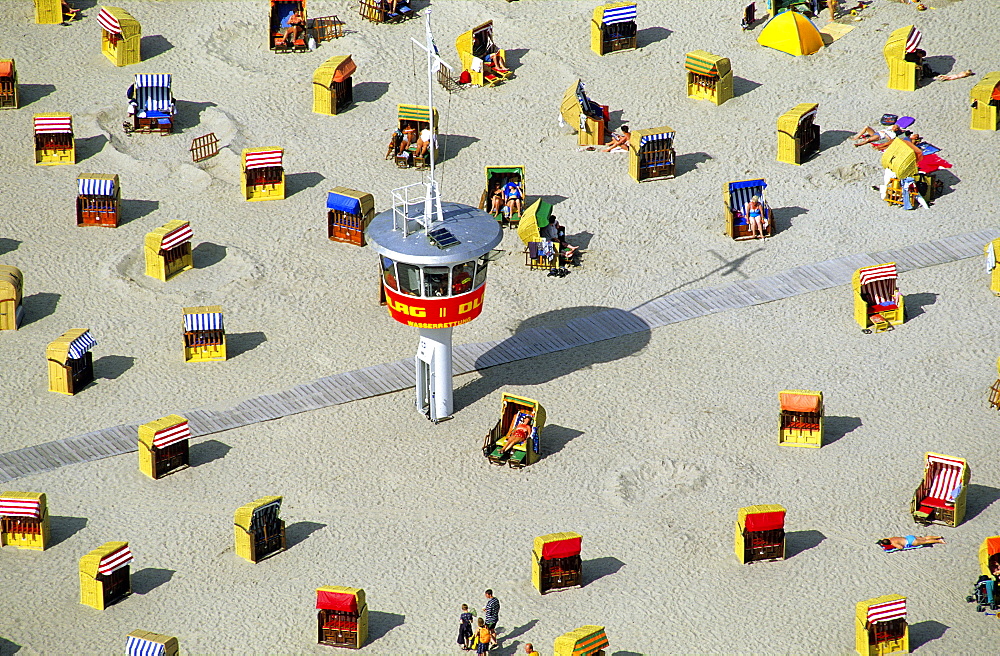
<box><xmin>2</xmin><ymin>228</ymin><xmax>996</xmax><ymax>483</ymax></box>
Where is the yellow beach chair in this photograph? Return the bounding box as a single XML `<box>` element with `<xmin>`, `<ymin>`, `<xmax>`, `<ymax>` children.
<box><xmin>456</xmin><ymin>21</ymin><xmax>512</xmax><ymax>87</ymax></box>
<box><xmin>591</xmin><ymin>3</ymin><xmax>637</xmax><ymax>56</ymax></box>
<box><xmin>970</xmin><ymin>72</ymin><xmax>1000</xmax><ymax>131</ymax></box>
<box><xmin>855</xmin><ymin>595</ymin><xmax>908</xmax><ymax>656</ymax></box>
<box><xmin>776</xmin><ymin>103</ymin><xmax>819</xmax><ymax>164</ymax></box>
<box><xmin>684</xmin><ymin>51</ymin><xmax>732</xmax><ymax>105</ymax></box>
<box><xmin>910</xmin><ymin>452</ymin><xmax>969</xmax><ymax>527</ymax></box>
<box><xmin>853</xmin><ymin>263</ymin><xmax>904</xmax><ymax>333</ymax></box>
<box><xmin>483</xmin><ymin>393</ymin><xmax>545</xmax><ymax>468</ymax></box>
<box><xmin>884</xmin><ymin>26</ymin><xmax>924</xmax><ymax>91</ymax></box>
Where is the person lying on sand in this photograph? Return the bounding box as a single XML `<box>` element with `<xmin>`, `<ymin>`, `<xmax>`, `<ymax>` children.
<box><xmin>877</xmin><ymin>535</ymin><xmax>945</xmax><ymax>551</ymax></box>
<box><xmin>852</xmin><ymin>125</ymin><xmax>901</xmax><ymax>147</ymax></box>
<box><xmin>935</xmin><ymin>69</ymin><xmax>974</xmax><ymax>82</ymax></box>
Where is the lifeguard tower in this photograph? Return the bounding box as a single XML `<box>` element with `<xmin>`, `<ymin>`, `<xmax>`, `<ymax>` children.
<box><xmin>366</xmin><ymin>10</ymin><xmax>503</xmax><ymax>423</ymax></box>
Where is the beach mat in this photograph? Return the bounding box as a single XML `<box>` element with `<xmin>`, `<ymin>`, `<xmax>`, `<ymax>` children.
<box><xmin>819</xmin><ymin>22</ymin><xmax>856</xmax><ymax>45</ymax></box>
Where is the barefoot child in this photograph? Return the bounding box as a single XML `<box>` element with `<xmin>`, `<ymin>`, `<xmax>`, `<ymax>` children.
<box><xmin>457</xmin><ymin>604</ymin><xmax>474</xmax><ymax>651</ymax></box>
<box><xmin>475</xmin><ymin>618</ymin><xmax>492</xmax><ymax>655</ymax></box>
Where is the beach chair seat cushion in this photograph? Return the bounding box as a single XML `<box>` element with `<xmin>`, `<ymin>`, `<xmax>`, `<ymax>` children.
<box><xmin>920</xmin><ymin>496</ymin><xmax>951</xmax><ymax>509</ymax></box>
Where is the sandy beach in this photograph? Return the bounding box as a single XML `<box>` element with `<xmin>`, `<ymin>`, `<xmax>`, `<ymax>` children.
<box><xmin>2</xmin><ymin>0</ymin><xmax>1000</xmax><ymax>653</ymax></box>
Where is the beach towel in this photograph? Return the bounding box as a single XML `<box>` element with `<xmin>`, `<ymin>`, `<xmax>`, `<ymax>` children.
<box><xmin>918</xmin><ymin>153</ymin><xmax>951</xmax><ymax>174</ymax></box>
<box><xmin>916</xmin><ymin>141</ymin><xmax>940</xmax><ymax>155</ymax></box>
<box><xmin>901</xmin><ymin>177</ymin><xmax>916</xmax><ymax>210</ymax></box>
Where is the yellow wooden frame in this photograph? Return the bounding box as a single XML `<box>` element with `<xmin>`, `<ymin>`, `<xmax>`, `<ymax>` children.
<box><xmin>312</xmin><ymin>55</ymin><xmax>355</xmax><ymax>115</ymax></box>
<box><xmin>0</xmin><ymin>265</ymin><xmax>23</xmax><ymax>331</ymax></box>
<box><xmin>0</xmin><ymin>491</ymin><xmax>49</xmax><ymax>551</ymax></box>
<box><xmin>884</xmin><ymin>26</ymin><xmax>920</xmax><ymax>91</ymax></box>
<box><xmin>855</xmin><ymin>594</ymin><xmax>908</xmax><ymax>656</ymax></box>
<box><xmin>80</xmin><ymin>541</ymin><xmax>130</xmax><ymax>610</ymax></box>
<box><xmin>316</xmin><ymin>586</ymin><xmax>369</xmax><ymax>648</ymax></box>
<box><xmin>100</xmin><ymin>7</ymin><xmax>142</xmax><ymax>67</ymax></box>
<box><xmin>778</xmin><ymin>390</ymin><xmax>823</xmax><ymax>448</ymax></box>
<box><xmin>852</xmin><ymin>263</ymin><xmax>904</xmax><ymax>331</ymax></box>
<box><xmin>970</xmin><ymin>72</ymin><xmax>1000</xmax><ymax>131</ymax></box>
<box><xmin>144</xmin><ymin>220</ymin><xmax>193</xmax><ymax>281</ymax></box>
<box><xmin>182</xmin><ymin>305</ymin><xmax>226</xmax><ymax>362</ymax></box>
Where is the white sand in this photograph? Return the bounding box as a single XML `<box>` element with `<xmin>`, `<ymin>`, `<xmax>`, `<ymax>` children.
<box><xmin>1</xmin><ymin>0</ymin><xmax>1000</xmax><ymax>653</ymax></box>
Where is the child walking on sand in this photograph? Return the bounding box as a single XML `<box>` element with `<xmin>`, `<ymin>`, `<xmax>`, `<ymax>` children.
<box><xmin>457</xmin><ymin>604</ymin><xmax>475</xmax><ymax>650</ymax></box>
<box><xmin>475</xmin><ymin>618</ymin><xmax>492</xmax><ymax>655</ymax></box>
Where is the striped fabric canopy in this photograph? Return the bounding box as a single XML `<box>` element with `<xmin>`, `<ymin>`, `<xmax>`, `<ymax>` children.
<box><xmin>134</xmin><ymin>75</ymin><xmax>173</xmax><ymax>113</ymax></box>
<box><xmin>184</xmin><ymin>312</ymin><xmax>223</xmax><ymax>332</ymax></box>
<box><xmin>602</xmin><ymin>4</ymin><xmax>637</xmax><ymax>24</ymax></box>
<box><xmin>98</xmin><ymin>545</ymin><xmax>134</xmax><ymax>575</ymax></box>
<box><xmin>78</xmin><ymin>178</ymin><xmax>115</xmax><ymax>196</ymax></box>
<box><xmin>684</xmin><ymin>52</ymin><xmax>719</xmax><ymax>76</ymax></box>
<box><xmin>125</xmin><ymin>635</ymin><xmax>165</xmax><ymax>656</ymax></box>
<box><xmin>0</xmin><ymin>497</ymin><xmax>41</xmax><ymax>518</ymax></box>
<box><xmin>867</xmin><ymin>598</ymin><xmax>906</xmax><ymax>623</ymax></box>
<box><xmin>398</xmin><ymin>104</ymin><xmax>433</xmax><ymax>123</ymax></box>
<box><xmin>926</xmin><ymin>454</ymin><xmax>965</xmax><ymax>503</ymax></box>
<box><xmin>905</xmin><ymin>28</ymin><xmax>922</xmax><ymax>53</ymax></box>
<box><xmin>639</xmin><ymin>131</ymin><xmax>674</xmax><ymax>147</ymax></box>
<box><xmin>160</xmin><ymin>222</ymin><xmax>192</xmax><ymax>251</ymax></box>
<box><xmin>859</xmin><ymin>263</ymin><xmax>897</xmax><ymax>286</ymax></box>
<box><xmin>97</xmin><ymin>7</ymin><xmax>123</xmax><ymax>34</ymax></box>
<box><xmin>33</xmin><ymin>115</ymin><xmax>72</xmax><ymax>134</ymax></box>
<box><xmin>67</xmin><ymin>330</ymin><xmax>97</xmax><ymax>360</ymax></box>
<box><xmin>153</xmin><ymin>421</ymin><xmax>190</xmax><ymax>449</ymax></box>
<box><xmin>245</xmin><ymin>149</ymin><xmax>283</xmax><ymax>170</ymax></box>
<box><xmin>728</xmin><ymin>179</ymin><xmax>767</xmax><ymax>211</ymax></box>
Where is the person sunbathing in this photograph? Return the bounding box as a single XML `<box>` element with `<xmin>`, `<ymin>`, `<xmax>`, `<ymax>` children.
<box><xmin>744</xmin><ymin>195</ymin><xmax>767</xmax><ymax>239</ymax></box>
<box><xmin>853</xmin><ymin>125</ymin><xmax>901</xmax><ymax>147</ymax></box>
<box><xmin>398</xmin><ymin>124</ymin><xmax>417</xmax><ymax>155</ymax></box>
<box><xmin>484</xmin><ymin>51</ymin><xmax>510</xmax><ymax>74</ymax></box>
<box><xmin>604</xmin><ymin>125</ymin><xmax>631</xmax><ymax>152</ymax></box>
<box><xmin>500</xmin><ymin>417</ymin><xmax>533</xmax><ymax>455</ymax></box>
<box><xmin>503</xmin><ymin>178</ymin><xmax>524</xmax><ymax>216</ymax></box>
<box><xmin>488</xmin><ymin>183</ymin><xmax>504</xmax><ymax>215</ymax></box>
<box><xmin>414</xmin><ymin>128</ymin><xmax>434</xmax><ymax>159</ymax></box>
<box><xmin>283</xmin><ymin>11</ymin><xmax>306</xmax><ymax>46</ymax></box>
<box><xmin>876</xmin><ymin>535</ymin><xmax>945</xmax><ymax>550</ymax></box>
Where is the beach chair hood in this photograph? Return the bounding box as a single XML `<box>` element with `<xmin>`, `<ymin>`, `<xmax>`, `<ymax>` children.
<box><xmin>881</xmin><ymin>139</ymin><xmax>919</xmax><ymax>179</ymax></box>
<box><xmin>757</xmin><ymin>10</ymin><xmax>823</xmax><ymax>56</ymax></box>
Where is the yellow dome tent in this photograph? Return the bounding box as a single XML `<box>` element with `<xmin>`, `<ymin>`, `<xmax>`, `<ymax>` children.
<box><xmin>757</xmin><ymin>11</ymin><xmax>823</xmax><ymax>56</ymax></box>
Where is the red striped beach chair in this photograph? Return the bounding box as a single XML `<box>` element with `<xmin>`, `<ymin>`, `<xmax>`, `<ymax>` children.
<box><xmin>910</xmin><ymin>452</ymin><xmax>969</xmax><ymax>527</ymax></box>
<box><xmin>852</xmin><ymin>263</ymin><xmax>904</xmax><ymax>333</ymax></box>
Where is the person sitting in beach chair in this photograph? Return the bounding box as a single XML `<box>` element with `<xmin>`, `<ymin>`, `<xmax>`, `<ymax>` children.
<box><xmin>488</xmin><ymin>182</ymin><xmax>504</xmax><ymax>216</ymax></box>
<box><xmin>483</xmin><ymin>394</ymin><xmax>544</xmax><ymax>468</ymax></box>
<box><xmin>283</xmin><ymin>11</ymin><xmax>306</xmax><ymax>47</ymax></box>
<box><xmin>503</xmin><ymin>177</ymin><xmax>524</xmax><ymax>218</ymax></box>
<box><xmin>499</xmin><ymin>416</ymin><xmax>533</xmax><ymax>456</ymax></box>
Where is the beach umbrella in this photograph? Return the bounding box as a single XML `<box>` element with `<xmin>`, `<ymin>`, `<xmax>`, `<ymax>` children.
<box><xmin>757</xmin><ymin>10</ymin><xmax>823</xmax><ymax>56</ymax></box>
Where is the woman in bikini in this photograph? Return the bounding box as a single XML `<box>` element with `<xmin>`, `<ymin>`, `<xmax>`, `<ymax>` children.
<box><xmin>877</xmin><ymin>535</ymin><xmax>945</xmax><ymax>551</ymax></box>
<box><xmin>745</xmin><ymin>195</ymin><xmax>767</xmax><ymax>239</ymax></box>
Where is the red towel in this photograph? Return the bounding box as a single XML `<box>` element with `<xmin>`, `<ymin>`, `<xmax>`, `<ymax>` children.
<box><xmin>918</xmin><ymin>154</ymin><xmax>952</xmax><ymax>174</ymax></box>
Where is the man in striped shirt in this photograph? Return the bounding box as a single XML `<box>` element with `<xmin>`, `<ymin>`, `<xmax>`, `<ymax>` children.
<box><xmin>483</xmin><ymin>589</ymin><xmax>500</xmax><ymax>648</ymax></box>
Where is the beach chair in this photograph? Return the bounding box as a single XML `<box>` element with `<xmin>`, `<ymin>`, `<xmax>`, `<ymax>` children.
<box><xmin>126</xmin><ymin>631</ymin><xmax>179</xmax><ymax>656</ymax></box>
<box><xmin>482</xmin><ymin>393</ymin><xmax>545</xmax><ymax>469</ymax></box>
<box><xmin>234</xmin><ymin>496</ymin><xmax>285</xmax><ymax>562</ymax></box>
<box><xmin>327</xmin><ymin>187</ymin><xmax>375</xmax><ymax>246</ymax></box>
<box><xmin>0</xmin><ymin>492</ymin><xmax>50</xmax><ymax>550</ymax></box>
<box><xmin>144</xmin><ymin>220</ymin><xmax>193</xmax><ymax>282</ymax></box>
<box><xmin>723</xmin><ymin>178</ymin><xmax>771</xmax><ymax>240</ymax></box>
<box><xmin>46</xmin><ymin>329</ymin><xmax>95</xmax><ymax>395</ymax></box>
<box><xmin>778</xmin><ymin>390</ymin><xmax>822</xmax><ymax>447</ymax></box>
<box><xmin>358</xmin><ymin>0</ymin><xmax>413</xmax><ymax>24</ymax></box>
<box><xmin>33</xmin><ymin>113</ymin><xmax>74</xmax><ymax>165</ymax></box>
<box><xmin>766</xmin><ymin>0</ymin><xmax>817</xmax><ymax>17</ymax></box>
<box><xmin>76</xmin><ymin>174</ymin><xmax>120</xmax><ymax>227</ymax></box>
<box><xmin>884</xmin><ymin>26</ymin><xmax>924</xmax><ymax>91</ymax></box>
<box><xmin>182</xmin><ymin>306</ymin><xmax>226</xmax><ymax>362</ymax></box>
<box><xmin>553</xmin><ymin>625</ymin><xmax>609</xmax><ymax>656</ymax></box>
<box><xmin>532</xmin><ymin>532</ymin><xmax>583</xmax><ymax>594</ymax></box>
<box><xmin>741</xmin><ymin>2</ymin><xmax>755</xmax><ymax>30</ymax></box>
<box><xmin>0</xmin><ymin>265</ymin><xmax>24</xmax><ymax>332</ymax></box>
<box><xmin>910</xmin><ymin>452</ymin><xmax>969</xmax><ymax>527</ymax></box>
<box><xmin>591</xmin><ymin>2</ymin><xmax>637</xmax><ymax>56</ymax></box>
<box><xmin>855</xmin><ymin>595</ymin><xmax>908</xmax><ymax>656</ymax></box>
<box><xmin>561</xmin><ymin>80</ymin><xmax>608</xmax><ymax>147</ymax></box>
<box><xmin>270</xmin><ymin>1</ymin><xmax>309</xmax><ymax>51</ymax></box>
<box><xmin>628</xmin><ymin>127</ymin><xmax>674</xmax><ymax>182</ymax></box>
<box><xmin>242</xmin><ymin>148</ymin><xmax>285</xmax><ymax>201</ymax></box>
<box><xmin>313</xmin><ymin>55</ymin><xmax>356</xmax><ymax>115</ymax></box>
<box><xmin>0</xmin><ymin>60</ymin><xmax>17</xmax><ymax>109</ymax></box>
<box><xmin>34</xmin><ymin>0</ymin><xmax>64</xmax><ymax>24</ymax></box>
<box><xmin>479</xmin><ymin>166</ymin><xmax>525</xmax><ymax>225</ymax></box>
<box><xmin>127</xmin><ymin>75</ymin><xmax>175</xmax><ymax>135</ymax></box>
<box><xmin>390</xmin><ymin>104</ymin><xmax>439</xmax><ymax>169</ymax></box>
<box><xmin>970</xmin><ymin>72</ymin><xmax>1000</xmax><ymax>131</ymax></box>
<box><xmin>979</xmin><ymin>536</ymin><xmax>1000</xmax><ymax>577</ymax></box>
<box><xmin>879</xmin><ymin>139</ymin><xmax>938</xmax><ymax>208</ymax></box>
<box><xmin>138</xmin><ymin>415</ymin><xmax>190</xmax><ymax>480</ymax></box>
<box><xmin>98</xmin><ymin>6</ymin><xmax>141</xmax><ymax>66</ymax></box>
<box><xmin>456</xmin><ymin>21</ymin><xmax>513</xmax><ymax>87</ymax></box>
<box><xmin>734</xmin><ymin>505</ymin><xmax>785</xmax><ymax>563</ymax></box>
<box><xmin>776</xmin><ymin>103</ymin><xmax>819</xmax><ymax>164</ymax></box>
<box><xmin>853</xmin><ymin>263</ymin><xmax>904</xmax><ymax>333</ymax></box>
<box><xmin>317</xmin><ymin>587</ymin><xmax>368</xmax><ymax>648</ymax></box>
<box><xmin>79</xmin><ymin>541</ymin><xmax>133</xmax><ymax>610</ymax></box>
<box><xmin>684</xmin><ymin>51</ymin><xmax>732</xmax><ymax>105</ymax></box>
